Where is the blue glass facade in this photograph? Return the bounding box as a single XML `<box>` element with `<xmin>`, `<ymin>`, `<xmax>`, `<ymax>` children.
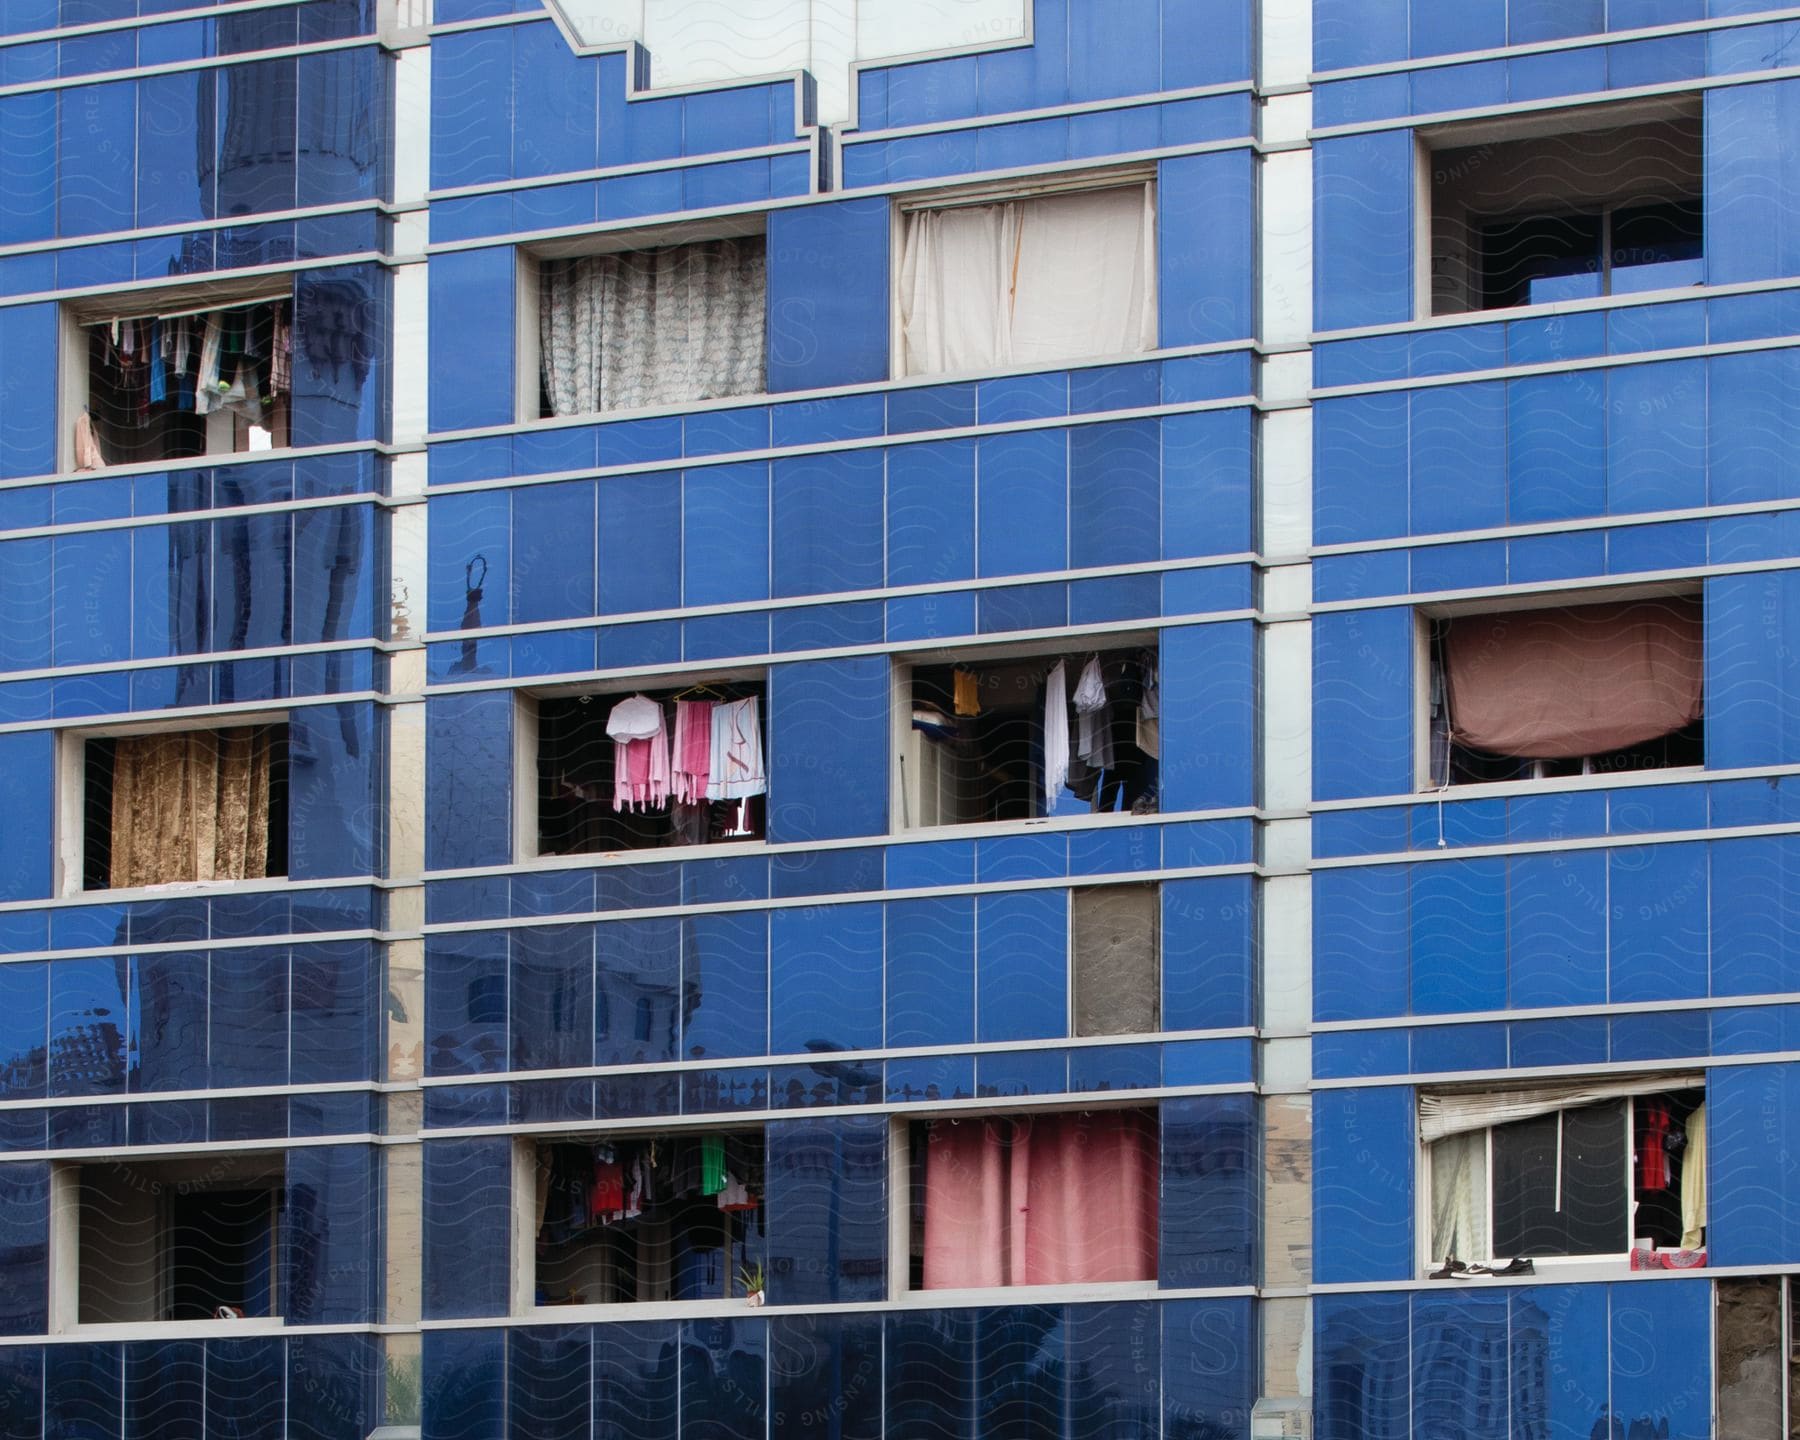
<box><xmin>0</xmin><ymin>0</ymin><xmax>1797</xmax><ymax>1434</ymax></box>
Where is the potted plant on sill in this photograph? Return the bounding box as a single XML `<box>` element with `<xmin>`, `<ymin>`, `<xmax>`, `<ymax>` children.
<box><xmin>738</xmin><ymin>1263</ymin><xmax>766</xmax><ymax>1307</ymax></box>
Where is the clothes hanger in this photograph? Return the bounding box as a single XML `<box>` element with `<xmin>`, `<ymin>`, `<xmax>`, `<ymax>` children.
<box><xmin>673</xmin><ymin>681</ymin><xmax>728</xmax><ymax>701</ymax></box>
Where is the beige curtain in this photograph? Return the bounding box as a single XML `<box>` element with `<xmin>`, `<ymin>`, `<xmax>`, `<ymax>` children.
<box><xmin>1679</xmin><ymin>1102</ymin><xmax>1706</xmax><ymax>1250</ymax></box>
<box><xmin>1443</xmin><ymin>598</ymin><xmax>1703</xmax><ymax>759</ymax></box>
<box><xmin>1428</xmin><ymin>1132</ymin><xmax>1490</xmax><ymax>1263</ymax></box>
<box><xmin>109</xmin><ymin>727</ymin><xmax>273</xmax><ymax>888</ymax></box>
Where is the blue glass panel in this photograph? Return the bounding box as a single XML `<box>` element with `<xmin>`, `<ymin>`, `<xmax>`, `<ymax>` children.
<box><xmin>772</xmin><ymin>449</ymin><xmax>884</xmax><ymax>598</ymax></box>
<box><xmin>1507</xmin><ymin>1286</ymin><xmax>1608</xmax><ymax>1440</ymax></box>
<box><xmin>765</xmin><ymin>656</ymin><xmax>889</xmax><ymax>842</ymax></box>
<box><xmin>0</xmin><ymin>304</ymin><xmax>55</xmax><ymax>480</ymax></box>
<box><xmin>421</xmin><ymin>1138</ymin><xmax>512</xmax><ymax>1318</ymax></box>
<box><xmin>209</xmin><ymin>947</ymin><xmax>289</xmax><ymax>1087</ymax></box>
<box><xmin>512</xmin><ymin>481</ymin><xmax>595</xmax><ymax>624</ymax></box>
<box><xmin>507</xmin><ymin>1325</ymin><xmax>590</xmax><ymax>1440</ymax></box>
<box><xmin>203</xmin><ymin>1339</ymin><xmax>282</xmax><ymax>1440</ymax></box>
<box><xmin>137</xmin><ymin>72</ymin><xmax>211</xmax><ymax>227</ymax></box>
<box><xmin>1712</xmin><ymin>834</ymin><xmax>1800</xmax><ymax>996</ymax></box>
<box><xmin>886</xmin><ymin>1310</ymin><xmax>976</xmax><ymax>1436</ymax></box>
<box><xmin>1315</xmin><ymin>132</ymin><xmax>1415</xmax><ymax>330</ymax></box>
<box><xmin>123</xmin><ymin>1340</ymin><xmax>201</xmax><ymax>1440</ymax></box>
<box><xmin>1609</xmin><ymin>1279</ymin><xmax>1710</xmax><ymax>1440</ymax></box>
<box><xmin>682</xmin><ymin>912</ymin><xmax>768</xmax><ymax>1061</ymax></box>
<box><xmin>979</xmin><ymin>372</ymin><xmax>1067</xmax><ymax>423</ymax></box>
<box><xmin>974</xmin><ymin>1306</ymin><xmax>1065</xmax><ymax>1434</ymax></box>
<box><xmin>1316</xmin><ymin>1295</ymin><xmax>1409</xmax><ymax>1439</ymax></box>
<box><xmin>289</xmin><ymin>1333</ymin><xmax>381</xmax><ymax>1440</ymax></box>
<box><xmin>0</xmin><ymin>1161</ymin><xmax>47</xmax><ymax>1333</ymax></box>
<box><xmin>977</xmin><ymin>890</ymin><xmax>1068</xmax><ymax>1041</ymax></box>
<box><xmin>884</xmin><ymin>896</ymin><xmax>975</xmax><ymax>1048</ymax></box>
<box><xmin>1707</xmin><ymin>79</ymin><xmax>1800</xmax><ymax>285</ymax></box>
<box><xmin>426</xmin><ymin>691</ymin><xmax>513</xmax><ymax>870</ymax></box>
<box><xmin>53</xmin><ymin>528</ymin><xmax>131</xmax><ymax>667</ymax></box>
<box><xmin>0</xmin><ymin>961</ymin><xmax>44</xmax><ymax>1101</ymax></box>
<box><xmin>298</xmin><ymin>49</ymin><xmax>383</xmax><ymax>205</ymax></box>
<box><xmin>1609</xmin><ymin>841</ymin><xmax>1708</xmax><ymax>1002</ymax></box>
<box><xmin>1160</xmin><ymin>150</ymin><xmax>1254</xmax><ymax>344</ymax></box>
<box><xmin>129</xmin><ymin>951</ymin><xmax>207</xmax><ymax>1092</ymax></box>
<box><xmin>215</xmin><ymin>60</ymin><xmax>299</xmax><ymax>215</ymax></box>
<box><xmin>1314</xmin><ymin>393</ymin><xmax>1409</xmax><ymax>544</ymax></box>
<box><xmin>49</xmin><ymin>958</ymin><xmax>127</xmax><ymax>1097</ymax></box>
<box><xmin>510</xmin><ymin>19</ymin><xmax>596</xmax><ymax>177</ymax></box>
<box><xmin>1411</xmin><ymin>858</ymin><xmax>1507</xmax><ymax>1014</ymax></box>
<box><xmin>284</xmin><ymin>1144</ymin><xmax>379</xmax><ymax>1324</ymax></box>
<box><xmin>1315</xmin><ymin>864</ymin><xmax>1410</xmax><ymax>1021</ymax></box>
<box><xmin>765</xmin><ymin>1115</ymin><xmax>885</xmax><ymax>1305</ymax></box>
<box><xmin>767</xmin><ymin>199</ymin><xmax>890</xmax><ymax>391</ymax></box>
<box><xmin>1412</xmin><ymin>383</ymin><xmax>1506</xmax><ymax>533</ymax></box>
<box><xmin>769</xmin><ymin>901</ymin><xmax>881</xmax><ymax>1055</ymax></box>
<box><xmin>426</xmin><ymin>932</ymin><xmax>509</xmax><ymax>1077</ymax></box>
<box><xmin>423</xmin><ymin>1329</ymin><xmax>505</xmax><ymax>1440</ymax></box>
<box><xmin>589</xmin><ymin>1323</ymin><xmax>677</xmax><ymax>1440</ymax></box>
<box><xmin>1508</xmin><ymin>372</ymin><xmax>1606</xmax><ymax>523</ymax></box>
<box><xmin>1709</xmin><ymin>1061</ymin><xmax>1800</xmax><ymax>1264</ymax></box>
<box><xmin>887</xmin><ymin>438</ymin><xmax>975</xmax><ymax>586</ymax></box>
<box><xmin>978</xmin><ymin>833</ymin><xmax>1063</xmax><ymax>885</ymax></box>
<box><xmin>595</xmin><ymin>472</ymin><xmax>680</xmax><ymax>615</ymax></box>
<box><xmin>430</xmin><ymin>27</ymin><xmax>511</xmax><ymax>187</ymax></box>
<box><xmin>58</xmin><ymin>80</ymin><xmax>135</xmax><ymax>236</ymax></box>
<box><xmin>1607</xmin><ymin>359</ymin><xmax>1706</xmax><ymax>514</ymax></box>
<box><xmin>1315</xmin><ymin>0</ymin><xmax>1407</xmax><ymax>68</ymax></box>
<box><xmin>1070</xmin><ymin>420</ymin><xmax>1159</xmax><ymax>568</ymax></box>
<box><xmin>978</xmin><ymin>429</ymin><xmax>1068</xmax><ymax>577</ymax></box>
<box><xmin>770</xmin><ymin>1314</ymin><xmax>881</xmax><ymax>1440</ymax></box>
<box><xmin>1161</xmin><ymin>876</ymin><xmax>1253</xmax><ymax>1031</ymax></box>
<box><xmin>1314</xmin><ymin>1086</ymin><xmax>1414</xmax><ymax>1283</ymax></box>
<box><xmin>510</xmin><ymin>924</ymin><xmax>593</xmax><ymax>1073</ymax></box>
<box><xmin>1163</xmin><ymin>1297</ymin><xmax>1254</xmax><ymax>1439</ymax></box>
<box><xmin>1508</xmin><ymin>851</ymin><xmax>1607</xmax><ymax>1008</ymax></box>
<box><xmin>680</xmin><ymin>1319</ymin><xmax>766</xmax><ymax>1440</ymax></box>
<box><xmin>683</xmin><ymin>463</ymin><xmax>769</xmax><ymax>606</ymax></box>
<box><xmin>593</xmin><ymin>917</ymin><xmax>679</xmax><ymax>1068</ymax></box>
<box><xmin>1413</xmin><ymin>1291</ymin><xmax>1509</xmax><ymax>1440</ymax></box>
<box><xmin>45</xmin><ymin>1346</ymin><xmax>118</xmax><ymax>1437</ymax></box>
<box><xmin>1160</xmin><ymin>620</ymin><xmax>1254</xmax><ymax>811</ymax></box>
<box><xmin>0</xmin><ymin>92</ymin><xmax>55</xmax><ymax>245</ymax></box>
<box><xmin>1163</xmin><ymin>409</ymin><xmax>1253</xmax><ymax>559</ymax></box>
<box><xmin>1710</xmin><ymin>349</ymin><xmax>1800</xmax><ymax>505</ymax></box>
<box><xmin>427</xmin><ymin>248</ymin><xmax>514</xmax><ymax>432</ymax></box>
<box><xmin>1161</xmin><ymin>1094</ymin><xmax>1256</xmax><ymax>1287</ymax></box>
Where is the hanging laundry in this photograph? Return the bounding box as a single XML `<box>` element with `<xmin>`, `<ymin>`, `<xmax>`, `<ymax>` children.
<box><xmin>1639</xmin><ymin>1101</ymin><xmax>1671</xmax><ymax>1191</ymax></box>
<box><xmin>1136</xmin><ymin>658</ymin><xmax>1160</xmax><ymax>759</ymax></box>
<box><xmin>1073</xmin><ymin>655</ymin><xmax>1114</xmax><ymax>769</ymax></box>
<box><xmin>194</xmin><ymin>315</ymin><xmax>224</xmax><ymax>413</ymax></box>
<box><xmin>607</xmin><ymin>694</ymin><xmax>671</xmax><ymax>813</ymax></box>
<box><xmin>700</xmin><ymin>1135</ymin><xmax>727</xmax><ymax>1196</ymax></box>
<box><xmin>708</xmin><ymin>696</ymin><xmax>766</xmax><ymax>800</ymax></box>
<box><xmin>1043</xmin><ymin>659</ymin><xmax>1070</xmax><ymax>804</ymax></box>
<box><xmin>672</xmin><ymin>699</ymin><xmax>715</xmax><ymax>804</ymax></box>
<box><xmin>73</xmin><ymin>411</ymin><xmax>105</xmax><ymax>472</ymax></box>
<box><xmin>271</xmin><ymin>304</ymin><xmax>293</xmax><ymax>396</ymax></box>
<box><xmin>953</xmin><ymin>669</ymin><xmax>981</xmax><ymax>717</ymax></box>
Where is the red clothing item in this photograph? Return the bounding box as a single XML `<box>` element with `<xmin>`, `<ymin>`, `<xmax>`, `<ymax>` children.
<box><xmin>591</xmin><ymin>1160</ymin><xmax>625</xmax><ymax>1216</ymax></box>
<box><xmin>1640</xmin><ymin>1102</ymin><xmax>1671</xmax><ymax>1191</ymax></box>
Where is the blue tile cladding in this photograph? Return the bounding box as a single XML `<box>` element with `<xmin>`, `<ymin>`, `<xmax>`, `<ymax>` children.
<box><xmin>1313</xmin><ymin>1086</ymin><xmax>1415</xmax><ymax>1283</ymax></box>
<box><xmin>766</xmin><ymin>199</ymin><xmax>891</xmax><ymax>391</ymax></box>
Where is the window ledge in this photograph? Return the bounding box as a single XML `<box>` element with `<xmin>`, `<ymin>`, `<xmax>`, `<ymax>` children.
<box><xmin>64</xmin><ymin>1318</ymin><xmax>288</xmax><ymax>1340</ymax></box>
<box><xmin>1415</xmin><ymin>762</ymin><xmax>1706</xmax><ymax>805</ymax></box>
<box><xmin>1418</xmin><ymin>1253</ymin><xmax>1706</xmax><ymax>1283</ymax></box>
<box><xmin>899</xmin><ymin>1279</ymin><xmax>1161</xmax><ymax>1306</ymax></box>
<box><xmin>893</xmin><ymin>810</ymin><xmax>1165</xmax><ymax>844</ymax></box>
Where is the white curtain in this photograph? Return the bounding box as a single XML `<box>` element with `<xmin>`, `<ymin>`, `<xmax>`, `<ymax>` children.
<box><xmin>539</xmin><ymin>237</ymin><xmax>766</xmax><ymax>416</ymax></box>
<box><xmin>1418</xmin><ymin>1073</ymin><xmax>1703</xmax><ymax>1143</ymax></box>
<box><xmin>1679</xmin><ymin>1102</ymin><xmax>1706</xmax><ymax>1250</ymax></box>
<box><xmin>898</xmin><ymin>183</ymin><xmax>1156</xmax><ymax>376</ymax></box>
<box><xmin>1428</xmin><ymin>1131</ymin><xmax>1489</xmax><ymax>1263</ymax></box>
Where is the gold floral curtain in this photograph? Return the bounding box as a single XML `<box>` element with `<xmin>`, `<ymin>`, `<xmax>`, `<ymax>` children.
<box><xmin>108</xmin><ymin>727</ymin><xmax>274</xmax><ymax>888</ymax></box>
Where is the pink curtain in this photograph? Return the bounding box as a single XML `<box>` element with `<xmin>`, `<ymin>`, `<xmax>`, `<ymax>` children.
<box><xmin>1443</xmin><ymin>598</ymin><xmax>1703</xmax><ymax>759</ymax></box>
<box><xmin>921</xmin><ymin>1110</ymin><xmax>1158</xmax><ymax>1289</ymax></box>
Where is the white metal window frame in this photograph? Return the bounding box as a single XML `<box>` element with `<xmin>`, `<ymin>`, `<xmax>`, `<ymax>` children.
<box><xmin>1416</xmin><ymin>1081</ymin><xmax>1703</xmax><ymax>1274</ymax></box>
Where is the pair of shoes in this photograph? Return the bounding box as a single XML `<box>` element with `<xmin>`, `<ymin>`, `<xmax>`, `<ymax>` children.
<box><xmin>1429</xmin><ymin>1258</ymin><xmax>1469</xmax><ymax>1280</ymax></box>
<box><xmin>1466</xmin><ymin>1257</ymin><xmax>1535</xmax><ymax>1277</ymax></box>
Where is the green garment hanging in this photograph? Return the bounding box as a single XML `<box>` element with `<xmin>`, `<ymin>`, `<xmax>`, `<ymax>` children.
<box><xmin>701</xmin><ymin>1135</ymin><xmax>726</xmax><ymax>1196</ymax></box>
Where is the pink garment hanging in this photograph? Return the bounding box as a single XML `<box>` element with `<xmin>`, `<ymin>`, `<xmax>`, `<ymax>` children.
<box><xmin>921</xmin><ymin>1110</ymin><xmax>1158</xmax><ymax>1290</ymax></box>
<box><xmin>607</xmin><ymin>694</ymin><xmax>670</xmax><ymax>813</ymax></box>
<box><xmin>672</xmin><ymin>699</ymin><xmax>715</xmax><ymax>804</ymax></box>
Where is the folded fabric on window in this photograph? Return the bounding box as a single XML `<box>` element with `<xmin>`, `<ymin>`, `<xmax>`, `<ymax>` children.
<box><xmin>921</xmin><ymin>1109</ymin><xmax>1157</xmax><ymax>1288</ymax></box>
<box><xmin>539</xmin><ymin>237</ymin><xmax>767</xmax><ymax>416</ymax></box>
<box><xmin>1442</xmin><ymin>597</ymin><xmax>1703</xmax><ymax>759</ymax></box>
<box><xmin>898</xmin><ymin>183</ymin><xmax>1157</xmax><ymax>375</ymax></box>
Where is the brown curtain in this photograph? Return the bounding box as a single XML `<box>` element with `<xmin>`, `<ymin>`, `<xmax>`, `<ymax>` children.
<box><xmin>1443</xmin><ymin>598</ymin><xmax>1703</xmax><ymax>759</ymax></box>
<box><xmin>109</xmin><ymin>727</ymin><xmax>273</xmax><ymax>888</ymax></box>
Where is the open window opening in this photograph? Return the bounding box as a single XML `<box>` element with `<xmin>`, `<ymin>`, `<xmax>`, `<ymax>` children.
<box><xmin>78</xmin><ymin>723</ymin><xmax>289</xmax><ymax>892</ymax></box>
<box><xmin>1715</xmin><ymin>1276</ymin><xmax>1800</xmax><ymax>1439</ymax></box>
<box><xmin>67</xmin><ymin>1154</ymin><xmax>283</xmax><ymax>1325</ymax></box>
<box><xmin>70</xmin><ymin>292</ymin><xmax>293</xmax><ymax>470</ymax></box>
<box><xmin>1426</xmin><ymin>102</ymin><xmax>1702</xmax><ymax>315</ymax></box>
<box><xmin>530</xmin><ymin>679</ymin><xmax>766</xmax><ymax>856</ymax></box>
<box><xmin>531</xmin><ymin>229</ymin><xmax>767</xmax><ymax>419</ymax></box>
<box><xmin>904</xmin><ymin>1106</ymin><xmax>1158</xmax><ymax>1291</ymax></box>
<box><xmin>1426</xmin><ymin>593</ymin><xmax>1703</xmax><ymax>787</ymax></box>
<box><xmin>899</xmin><ymin>643</ymin><xmax>1159</xmax><ymax>829</ymax></box>
<box><xmin>530</xmin><ymin>1129</ymin><xmax>765</xmax><ymax>1308</ymax></box>
<box><xmin>896</xmin><ymin>174</ymin><xmax>1157</xmax><ymax>377</ymax></box>
<box><xmin>1072</xmin><ymin>884</ymin><xmax>1160</xmax><ymax>1037</ymax></box>
<box><xmin>1423</xmin><ymin>1079</ymin><xmax>1705</xmax><ymax>1272</ymax></box>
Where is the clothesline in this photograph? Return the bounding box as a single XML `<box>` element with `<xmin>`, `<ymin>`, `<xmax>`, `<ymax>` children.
<box><xmin>79</xmin><ymin>291</ymin><xmax>291</xmax><ymax>328</ymax></box>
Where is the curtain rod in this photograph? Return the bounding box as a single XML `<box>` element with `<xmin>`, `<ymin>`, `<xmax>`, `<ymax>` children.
<box><xmin>79</xmin><ymin>292</ymin><xmax>291</xmax><ymax>329</ymax></box>
<box><xmin>898</xmin><ymin>172</ymin><xmax>1153</xmax><ymax>213</ymax></box>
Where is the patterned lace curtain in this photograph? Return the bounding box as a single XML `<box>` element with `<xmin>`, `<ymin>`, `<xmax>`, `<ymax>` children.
<box><xmin>109</xmin><ymin>727</ymin><xmax>274</xmax><ymax>888</ymax></box>
<box><xmin>539</xmin><ymin>237</ymin><xmax>767</xmax><ymax>417</ymax></box>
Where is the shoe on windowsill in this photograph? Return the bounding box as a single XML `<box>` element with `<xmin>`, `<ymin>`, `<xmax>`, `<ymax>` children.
<box><xmin>1428</xmin><ymin>1258</ymin><xmax>1469</xmax><ymax>1279</ymax></box>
